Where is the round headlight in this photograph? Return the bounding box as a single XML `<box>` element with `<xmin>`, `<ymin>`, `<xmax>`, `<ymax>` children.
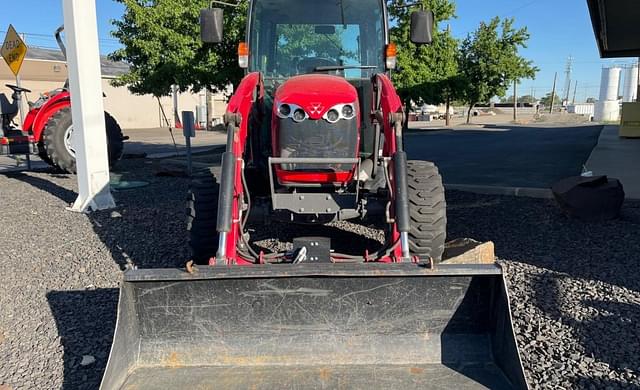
<box><xmin>293</xmin><ymin>108</ymin><xmax>306</xmax><ymax>122</ymax></box>
<box><xmin>342</xmin><ymin>104</ymin><xmax>354</xmax><ymax>118</ymax></box>
<box><xmin>278</xmin><ymin>104</ymin><xmax>291</xmax><ymax>117</ymax></box>
<box><xmin>326</xmin><ymin>109</ymin><xmax>339</xmax><ymax>123</ymax></box>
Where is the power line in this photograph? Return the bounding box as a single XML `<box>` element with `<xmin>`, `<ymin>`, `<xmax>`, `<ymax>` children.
<box><xmin>0</xmin><ymin>29</ymin><xmax>119</xmax><ymax>44</ymax></box>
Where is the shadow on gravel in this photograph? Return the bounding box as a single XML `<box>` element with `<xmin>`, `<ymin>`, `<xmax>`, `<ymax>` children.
<box><xmin>47</xmin><ymin>289</ymin><xmax>118</xmax><ymax>390</ymax></box>
<box><xmin>446</xmin><ymin>190</ymin><xmax>640</xmax><ymax>292</ymax></box>
<box><xmin>529</xmin><ymin>273</ymin><xmax>639</xmax><ymax>388</ymax></box>
<box><xmin>447</xmin><ymin>190</ymin><xmax>640</xmax><ymax>387</ymax></box>
<box><xmin>87</xmin><ymin>175</ymin><xmax>192</xmax><ymax>270</ymax></box>
<box><xmin>4</xmin><ymin>171</ymin><xmax>76</xmax><ymax>204</ymax></box>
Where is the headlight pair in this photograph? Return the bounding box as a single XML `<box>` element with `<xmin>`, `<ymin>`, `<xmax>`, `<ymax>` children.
<box><xmin>276</xmin><ymin>103</ymin><xmax>308</xmax><ymax>122</ymax></box>
<box><xmin>323</xmin><ymin>103</ymin><xmax>356</xmax><ymax>124</ymax></box>
<box><xmin>276</xmin><ymin>102</ymin><xmax>356</xmax><ymax>123</ymax></box>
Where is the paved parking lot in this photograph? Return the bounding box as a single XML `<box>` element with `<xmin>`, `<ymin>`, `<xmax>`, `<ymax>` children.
<box><xmin>405</xmin><ymin>124</ymin><xmax>603</xmax><ymax>188</ymax></box>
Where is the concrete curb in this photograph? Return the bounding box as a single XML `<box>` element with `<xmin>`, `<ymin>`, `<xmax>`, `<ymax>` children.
<box><xmin>445</xmin><ymin>183</ymin><xmax>554</xmax><ymax>199</ymax></box>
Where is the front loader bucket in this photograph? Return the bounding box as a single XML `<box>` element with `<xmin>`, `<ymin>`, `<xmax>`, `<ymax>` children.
<box><xmin>101</xmin><ymin>263</ymin><xmax>528</xmax><ymax>389</ymax></box>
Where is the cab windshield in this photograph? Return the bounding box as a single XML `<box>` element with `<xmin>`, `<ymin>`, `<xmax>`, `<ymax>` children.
<box><xmin>249</xmin><ymin>0</ymin><xmax>386</xmax><ymax>80</ymax></box>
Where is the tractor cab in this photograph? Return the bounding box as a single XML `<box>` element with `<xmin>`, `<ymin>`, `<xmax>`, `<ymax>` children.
<box><xmin>202</xmin><ymin>0</ymin><xmax>432</xmax><ymax>188</ymax></box>
<box><xmin>247</xmin><ymin>0</ymin><xmax>388</xmax><ymax>184</ymax></box>
<box><xmin>247</xmin><ymin>0</ymin><xmax>388</xmax><ymax>81</ymax></box>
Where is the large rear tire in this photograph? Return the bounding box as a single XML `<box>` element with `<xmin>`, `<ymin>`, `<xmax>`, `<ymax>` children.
<box><xmin>41</xmin><ymin>107</ymin><xmax>124</xmax><ymax>173</ymax></box>
<box><xmin>406</xmin><ymin>160</ymin><xmax>447</xmax><ymax>262</ymax></box>
<box><xmin>187</xmin><ymin>167</ymin><xmax>219</xmax><ymax>265</ymax></box>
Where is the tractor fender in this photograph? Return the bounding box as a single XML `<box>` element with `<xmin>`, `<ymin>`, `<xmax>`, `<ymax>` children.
<box><xmin>227</xmin><ymin>72</ymin><xmax>262</xmax><ymax>119</ymax></box>
<box><xmin>375</xmin><ymin>74</ymin><xmax>403</xmax><ymax>156</ymax></box>
<box><xmin>28</xmin><ymin>92</ymin><xmax>71</xmax><ymax>142</ymax></box>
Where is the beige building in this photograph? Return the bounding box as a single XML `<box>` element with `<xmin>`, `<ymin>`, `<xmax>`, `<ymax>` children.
<box><xmin>0</xmin><ymin>46</ymin><xmax>228</xmax><ymax>129</ymax></box>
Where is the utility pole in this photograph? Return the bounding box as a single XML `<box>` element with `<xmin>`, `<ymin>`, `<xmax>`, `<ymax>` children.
<box><xmin>550</xmin><ymin>72</ymin><xmax>557</xmax><ymax>114</ymax></box>
<box><xmin>572</xmin><ymin>80</ymin><xmax>578</xmax><ymax>104</ymax></box>
<box><xmin>562</xmin><ymin>56</ymin><xmax>573</xmax><ymax>103</ymax></box>
<box><xmin>513</xmin><ymin>80</ymin><xmax>517</xmax><ymax>121</ymax></box>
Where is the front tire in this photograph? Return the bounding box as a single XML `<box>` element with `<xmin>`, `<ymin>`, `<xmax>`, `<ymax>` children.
<box><xmin>406</xmin><ymin>160</ymin><xmax>447</xmax><ymax>262</ymax></box>
<box><xmin>42</xmin><ymin>107</ymin><xmax>124</xmax><ymax>173</ymax></box>
<box><xmin>187</xmin><ymin>167</ymin><xmax>220</xmax><ymax>265</ymax></box>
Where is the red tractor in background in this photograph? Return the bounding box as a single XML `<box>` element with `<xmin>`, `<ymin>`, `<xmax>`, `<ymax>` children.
<box><xmin>0</xmin><ymin>26</ymin><xmax>125</xmax><ymax>173</ymax></box>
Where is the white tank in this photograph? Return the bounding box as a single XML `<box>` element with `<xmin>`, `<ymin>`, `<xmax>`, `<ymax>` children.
<box><xmin>622</xmin><ymin>65</ymin><xmax>638</xmax><ymax>102</ymax></box>
<box><xmin>594</xmin><ymin>100</ymin><xmax>620</xmax><ymax>122</ymax></box>
<box><xmin>599</xmin><ymin>66</ymin><xmax>622</xmax><ymax>102</ymax></box>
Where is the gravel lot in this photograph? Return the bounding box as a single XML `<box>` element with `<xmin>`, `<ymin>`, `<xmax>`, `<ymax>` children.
<box><xmin>1</xmin><ymin>159</ymin><xmax>639</xmax><ymax>389</ymax></box>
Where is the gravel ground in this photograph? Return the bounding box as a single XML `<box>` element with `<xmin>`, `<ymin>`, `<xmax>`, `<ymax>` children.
<box><xmin>1</xmin><ymin>159</ymin><xmax>639</xmax><ymax>389</ymax></box>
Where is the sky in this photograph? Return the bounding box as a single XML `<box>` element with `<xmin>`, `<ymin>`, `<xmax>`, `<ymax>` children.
<box><xmin>2</xmin><ymin>0</ymin><xmax>636</xmax><ymax>102</ymax></box>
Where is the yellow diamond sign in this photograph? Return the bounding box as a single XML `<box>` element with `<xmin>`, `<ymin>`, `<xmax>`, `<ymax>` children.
<box><xmin>1</xmin><ymin>24</ymin><xmax>28</xmax><ymax>76</ymax></box>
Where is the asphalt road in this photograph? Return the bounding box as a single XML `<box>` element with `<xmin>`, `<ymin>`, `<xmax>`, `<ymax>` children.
<box><xmin>2</xmin><ymin>124</ymin><xmax>602</xmax><ymax>191</ymax></box>
<box><xmin>405</xmin><ymin>124</ymin><xmax>604</xmax><ymax>188</ymax></box>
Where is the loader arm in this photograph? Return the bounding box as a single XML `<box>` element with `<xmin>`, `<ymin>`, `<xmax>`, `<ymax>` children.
<box><xmin>217</xmin><ymin>72</ymin><xmax>264</xmax><ymax>264</ymax></box>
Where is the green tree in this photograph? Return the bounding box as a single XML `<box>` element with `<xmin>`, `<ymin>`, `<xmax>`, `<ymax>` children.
<box><xmin>586</xmin><ymin>97</ymin><xmax>596</xmax><ymax>103</ymax></box>
<box><xmin>458</xmin><ymin>17</ymin><xmax>538</xmax><ymax>123</ymax></box>
<box><xmin>540</xmin><ymin>92</ymin><xmax>561</xmax><ymax>106</ymax></box>
<box><xmin>388</xmin><ymin>0</ymin><xmax>461</xmax><ymax>125</ymax></box>
<box><xmin>110</xmin><ymin>0</ymin><xmax>248</xmax><ymax>97</ymax></box>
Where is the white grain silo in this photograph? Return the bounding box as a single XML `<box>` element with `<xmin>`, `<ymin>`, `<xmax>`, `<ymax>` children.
<box><xmin>594</xmin><ymin>66</ymin><xmax>622</xmax><ymax>121</ymax></box>
<box><xmin>622</xmin><ymin>64</ymin><xmax>639</xmax><ymax>102</ymax></box>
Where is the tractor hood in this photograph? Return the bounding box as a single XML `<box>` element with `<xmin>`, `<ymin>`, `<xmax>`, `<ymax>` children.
<box><xmin>274</xmin><ymin>74</ymin><xmax>358</xmax><ymax>120</ymax></box>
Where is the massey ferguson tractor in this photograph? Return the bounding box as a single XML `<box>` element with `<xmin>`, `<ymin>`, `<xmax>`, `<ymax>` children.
<box><xmin>0</xmin><ymin>26</ymin><xmax>124</xmax><ymax>173</ymax></box>
<box><xmin>101</xmin><ymin>1</ymin><xmax>528</xmax><ymax>389</ymax></box>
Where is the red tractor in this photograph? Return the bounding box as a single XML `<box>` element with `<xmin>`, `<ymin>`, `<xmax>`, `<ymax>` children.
<box><xmin>188</xmin><ymin>2</ymin><xmax>445</xmax><ymax>265</ymax></box>
<box><xmin>100</xmin><ymin>1</ymin><xmax>527</xmax><ymax>389</ymax></box>
<box><xmin>0</xmin><ymin>26</ymin><xmax>124</xmax><ymax>173</ymax></box>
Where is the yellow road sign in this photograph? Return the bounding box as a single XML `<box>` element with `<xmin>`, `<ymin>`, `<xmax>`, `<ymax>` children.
<box><xmin>1</xmin><ymin>25</ymin><xmax>28</xmax><ymax>76</ymax></box>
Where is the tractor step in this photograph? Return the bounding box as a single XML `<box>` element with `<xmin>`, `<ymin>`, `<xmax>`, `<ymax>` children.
<box><xmin>100</xmin><ymin>262</ymin><xmax>528</xmax><ymax>390</ymax></box>
<box><xmin>0</xmin><ymin>134</ymin><xmax>36</xmax><ymax>156</ymax></box>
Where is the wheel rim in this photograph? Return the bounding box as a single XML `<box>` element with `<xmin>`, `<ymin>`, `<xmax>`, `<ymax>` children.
<box><xmin>63</xmin><ymin>125</ymin><xmax>76</xmax><ymax>157</ymax></box>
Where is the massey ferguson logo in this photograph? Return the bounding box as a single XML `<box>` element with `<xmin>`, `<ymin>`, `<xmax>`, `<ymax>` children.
<box><xmin>308</xmin><ymin>102</ymin><xmax>324</xmax><ymax>115</ymax></box>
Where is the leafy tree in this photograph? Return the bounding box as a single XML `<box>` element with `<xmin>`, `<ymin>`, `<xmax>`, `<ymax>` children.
<box><xmin>110</xmin><ymin>0</ymin><xmax>248</xmax><ymax>96</ymax></box>
<box><xmin>540</xmin><ymin>92</ymin><xmax>561</xmax><ymax>106</ymax></box>
<box><xmin>458</xmin><ymin>17</ymin><xmax>538</xmax><ymax>123</ymax></box>
<box><xmin>586</xmin><ymin>97</ymin><xmax>596</xmax><ymax>103</ymax></box>
<box><xmin>388</xmin><ymin>0</ymin><xmax>460</xmax><ymax>125</ymax></box>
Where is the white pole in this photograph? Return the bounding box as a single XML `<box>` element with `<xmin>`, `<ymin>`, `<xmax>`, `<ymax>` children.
<box><xmin>16</xmin><ymin>33</ymin><xmax>26</xmax><ymax>124</ymax></box>
<box><xmin>63</xmin><ymin>0</ymin><xmax>115</xmax><ymax>212</ymax></box>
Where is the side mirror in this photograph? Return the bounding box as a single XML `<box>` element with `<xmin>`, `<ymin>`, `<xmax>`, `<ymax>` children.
<box><xmin>410</xmin><ymin>10</ymin><xmax>434</xmax><ymax>44</ymax></box>
<box><xmin>200</xmin><ymin>8</ymin><xmax>224</xmax><ymax>43</ymax></box>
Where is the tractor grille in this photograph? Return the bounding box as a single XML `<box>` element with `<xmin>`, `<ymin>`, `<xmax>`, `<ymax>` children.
<box><xmin>277</xmin><ymin>117</ymin><xmax>358</xmax><ymax>172</ymax></box>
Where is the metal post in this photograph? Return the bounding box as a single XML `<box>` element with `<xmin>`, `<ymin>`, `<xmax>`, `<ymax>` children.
<box><xmin>63</xmin><ymin>0</ymin><xmax>115</xmax><ymax>212</ymax></box>
<box><xmin>550</xmin><ymin>72</ymin><xmax>558</xmax><ymax>114</ymax></box>
<box><xmin>572</xmin><ymin>80</ymin><xmax>578</xmax><ymax>104</ymax></box>
<box><xmin>182</xmin><ymin>111</ymin><xmax>195</xmax><ymax>176</ymax></box>
<box><xmin>513</xmin><ymin>80</ymin><xmax>517</xmax><ymax>121</ymax></box>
